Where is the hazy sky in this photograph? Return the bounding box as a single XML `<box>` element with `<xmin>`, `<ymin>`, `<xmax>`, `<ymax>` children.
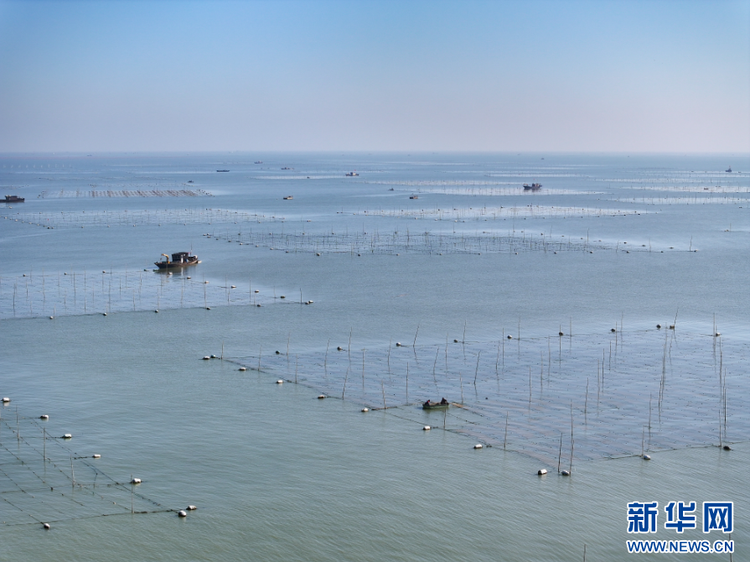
<box><xmin>1</xmin><ymin>0</ymin><xmax>748</xmax><ymax>153</ymax></box>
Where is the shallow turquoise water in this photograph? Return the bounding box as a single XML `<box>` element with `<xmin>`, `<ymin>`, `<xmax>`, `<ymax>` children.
<box><xmin>1</xmin><ymin>152</ymin><xmax>748</xmax><ymax>560</ymax></box>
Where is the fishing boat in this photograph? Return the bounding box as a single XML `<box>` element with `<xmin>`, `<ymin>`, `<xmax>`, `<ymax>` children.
<box><xmin>422</xmin><ymin>400</ymin><xmax>450</xmax><ymax>410</ymax></box>
<box><xmin>345</xmin><ymin>171</ymin><xmax>359</xmax><ymax>176</ymax></box>
<box><xmin>523</xmin><ymin>183</ymin><xmax>542</xmax><ymax>191</ymax></box>
<box><xmin>154</xmin><ymin>252</ymin><xmax>200</xmax><ymax>269</ymax></box>
<box><xmin>216</xmin><ymin>169</ymin><xmax>230</xmax><ymax>173</ymax></box>
<box><xmin>3</xmin><ymin>195</ymin><xmax>25</xmax><ymax>203</ymax></box>
<box><xmin>726</xmin><ymin>167</ymin><xmax>732</xmax><ymax>173</ymax></box>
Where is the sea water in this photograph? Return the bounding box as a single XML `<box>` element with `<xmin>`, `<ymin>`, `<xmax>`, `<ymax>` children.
<box><xmin>1</xmin><ymin>152</ymin><xmax>748</xmax><ymax>561</ymax></box>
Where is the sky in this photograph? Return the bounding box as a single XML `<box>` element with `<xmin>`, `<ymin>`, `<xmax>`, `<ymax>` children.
<box><xmin>0</xmin><ymin>0</ymin><xmax>748</xmax><ymax>153</ymax></box>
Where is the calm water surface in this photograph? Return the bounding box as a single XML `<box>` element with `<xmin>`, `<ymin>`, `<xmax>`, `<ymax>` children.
<box><xmin>1</xmin><ymin>152</ymin><xmax>748</xmax><ymax>560</ymax></box>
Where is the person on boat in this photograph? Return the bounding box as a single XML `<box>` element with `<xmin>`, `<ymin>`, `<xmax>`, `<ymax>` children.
<box><xmin>440</xmin><ymin>397</ymin><xmax>448</xmax><ymax>405</ymax></box>
<box><xmin>424</xmin><ymin>399</ymin><xmax>431</xmax><ymax>407</ymax></box>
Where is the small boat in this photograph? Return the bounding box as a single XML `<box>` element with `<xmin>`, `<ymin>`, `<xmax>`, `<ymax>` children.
<box><xmin>283</xmin><ymin>195</ymin><xmax>294</xmax><ymax>200</ymax></box>
<box><xmin>3</xmin><ymin>195</ymin><xmax>25</xmax><ymax>203</ymax></box>
<box><xmin>726</xmin><ymin>167</ymin><xmax>732</xmax><ymax>173</ymax></box>
<box><xmin>409</xmin><ymin>195</ymin><xmax>419</xmax><ymax>199</ymax></box>
<box><xmin>254</xmin><ymin>161</ymin><xmax>263</xmax><ymax>164</ymax></box>
<box><xmin>216</xmin><ymin>169</ymin><xmax>230</xmax><ymax>173</ymax></box>
<box><xmin>523</xmin><ymin>183</ymin><xmax>542</xmax><ymax>191</ymax></box>
<box><xmin>345</xmin><ymin>171</ymin><xmax>359</xmax><ymax>176</ymax></box>
<box><xmin>155</xmin><ymin>252</ymin><xmax>200</xmax><ymax>269</ymax></box>
<box><xmin>422</xmin><ymin>400</ymin><xmax>450</xmax><ymax>410</ymax></box>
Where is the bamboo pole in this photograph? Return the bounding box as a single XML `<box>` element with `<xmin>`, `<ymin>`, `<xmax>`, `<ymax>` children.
<box><xmin>504</xmin><ymin>412</ymin><xmax>509</xmax><ymax>450</ymax></box>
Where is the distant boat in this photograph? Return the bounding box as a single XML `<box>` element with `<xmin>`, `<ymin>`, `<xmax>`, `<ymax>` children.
<box><xmin>523</xmin><ymin>183</ymin><xmax>542</xmax><ymax>191</ymax></box>
<box><xmin>409</xmin><ymin>195</ymin><xmax>419</xmax><ymax>199</ymax></box>
<box><xmin>155</xmin><ymin>252</ymin><xmax>200</xmax><ymax>269</ymax></box>
<box><xmin>345</xmin><ymin>172</ymin><xmax>359</xmax><ymax>176</ymax></box>
<box><xmin>726</xmin><ymin>167</ymin><xmax>732</xmax><ymax>173</ymax></box>
<box><xmin>423</xmin><ymin>400</ymin><xmax>450</xmax><ymax>410</ymax></box>
<box><xmin>216</xmin><ymin>169</ymin><xmax>230</xmax><ymax>173</ymax></box>
<box><xmin>3</xmin><ymin>195</ymin><xmax>24</xmax><ymax>203</ymax></box>
<box><xmin>281</xmin><ymin>167</ymin><xmax>293</xmax><ymax>170</ymax></box>
<box><xmin>283</xmin><ymin>195</ymin><xmax>294</xmax><ymax>200</ymax></box>
<box><xmin>254</xmin><ymin>161</ymin><xmax>263</xmax><ymax>164</ymax></box>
